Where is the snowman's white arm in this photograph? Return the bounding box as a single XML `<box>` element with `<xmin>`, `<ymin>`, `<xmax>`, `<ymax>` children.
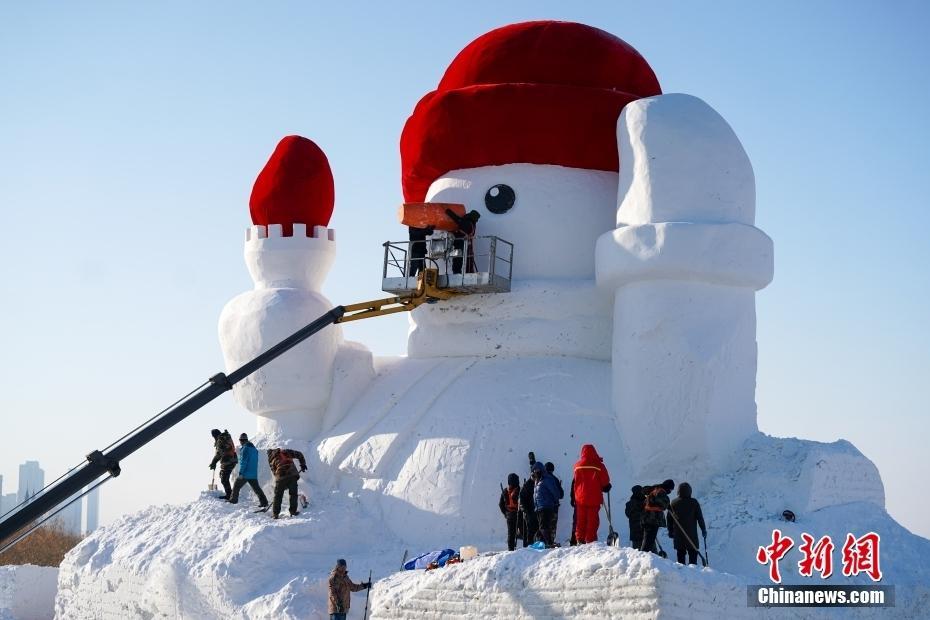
<box><xmin>595</xmin><ymin>94</ymin><xmax>773</xmax><ymax>480</ymax></box>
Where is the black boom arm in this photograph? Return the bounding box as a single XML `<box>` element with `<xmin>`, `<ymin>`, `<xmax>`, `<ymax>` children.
<box><xmin>0</xmin><ymin>306</ymin><xmax>346</xmax><ymax>545</ymax></box>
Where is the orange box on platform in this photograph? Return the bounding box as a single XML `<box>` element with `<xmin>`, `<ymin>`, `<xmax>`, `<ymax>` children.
<box><xmin>397</xmin><ymin>202</ymin><xmax>466</xmax><ymax>231</ymax></box>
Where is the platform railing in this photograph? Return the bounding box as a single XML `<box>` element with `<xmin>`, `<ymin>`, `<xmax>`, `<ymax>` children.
<box><xmin>382</xmin><ymin>235</ymin><xmax>513</xmax><ymax>294</ymax></box>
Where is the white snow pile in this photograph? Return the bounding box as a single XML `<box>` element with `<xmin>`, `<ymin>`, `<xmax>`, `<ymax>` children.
<box><xmin>54</xmin><ymin>430</ymin><xmax>930</xmax><ymax>619</ymax></box>
<box><xmin>55</xmin><ymin>491</ymin><xmax>389</xmax><ymax>619</ymax></box>
<box><xmin>0</xmin><ymin>564</ymin><xmax>58</xmax><ymax>620</ymax></box>
<box><xmin>375</xmin><ymin>544</ymin><xmax>755</xmax><ymax>619</ymax></box>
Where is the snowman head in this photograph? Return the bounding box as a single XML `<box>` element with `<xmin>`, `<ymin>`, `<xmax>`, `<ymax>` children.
<box><xmin>401</xmin><ymin>21</ymin><xmax>661</xmax><ymax>280</ymax></box>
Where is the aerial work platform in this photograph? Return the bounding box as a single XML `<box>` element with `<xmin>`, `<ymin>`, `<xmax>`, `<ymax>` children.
<box><xmin>381</xmin><ymin>234</ymin><xmax>514</xmax><ymax>295</ymax></box>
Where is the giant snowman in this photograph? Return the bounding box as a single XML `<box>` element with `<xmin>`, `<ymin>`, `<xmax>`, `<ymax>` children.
<box><xmin>56</xmin><ymin>20</ymin><xmax>930</xmax><ymax>619</ymax></box>
<box><xmin>219</xmin><ymin>20</ymin><xmax>861</xmax><ymax>541</ymax></box>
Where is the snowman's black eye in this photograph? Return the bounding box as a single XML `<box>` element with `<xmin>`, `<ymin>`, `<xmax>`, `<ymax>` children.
<box><xmin>484</xmin><ymin>184</ymin><xmax>515</xmax><ymax>214</ymax></box>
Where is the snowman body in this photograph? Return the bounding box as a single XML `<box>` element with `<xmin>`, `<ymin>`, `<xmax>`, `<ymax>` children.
<box><xmin>319</xmin><ymin>164</ymin><xmax>622</xmax><ymax>541</ymax></box>
<box><xmin>217</xmin><ymin>95</ymin><xmax>777</xmax><ymax>543</ymax></box>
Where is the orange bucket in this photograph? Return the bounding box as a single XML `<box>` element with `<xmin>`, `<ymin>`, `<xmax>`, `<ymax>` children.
<box><xmin>398</xmin><ymin>202</ymin><xmax>466</xmax><ymax>231</ymax></box>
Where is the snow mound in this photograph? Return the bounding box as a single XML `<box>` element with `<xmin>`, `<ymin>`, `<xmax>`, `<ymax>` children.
<box><xmin>55</xmin><ymin>492</ymin><xmax>392</xmax><ymax>619</ymax></box>
<box><xmin>55</xmin><ymin>431</ymin><xmax>930</xmax><ymax>618</ymax></box>
<box><xmin>374</xmin><ymin>545</ymin><xmax>754</xmax><ymax>619</ymax></box>
<box><xmin>0</xmin><ymin>564</ymin><xmax>58</xmax><ymax>620</ymax></box>
<box><xmin>375</xmin><ymin>544</ymin><xmax>917</xmax><ymax>619</ymax></box>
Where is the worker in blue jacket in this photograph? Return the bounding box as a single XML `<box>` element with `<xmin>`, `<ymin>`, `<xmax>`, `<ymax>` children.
<box><xmin>228</xmin><ymin>433</ymin><xmax>269</xmax><ymax>508</ymax></box>
<box><xmin>532</xmin><ymin>461</ymin><xmax>561</xmax><ymax>547</ymax></box>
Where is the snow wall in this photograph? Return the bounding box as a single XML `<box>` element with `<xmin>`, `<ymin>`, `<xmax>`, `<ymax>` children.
<box><xmin>0</xmin><ymin>565</ymin><xmax>58</xmax><ymax>620</ymax></box>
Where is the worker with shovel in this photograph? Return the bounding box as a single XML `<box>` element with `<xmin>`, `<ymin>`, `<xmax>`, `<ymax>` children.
<box><xmin>667</xmin><ymin>482</ymin><xmax>708</xmax><ymax>566</ymax></box>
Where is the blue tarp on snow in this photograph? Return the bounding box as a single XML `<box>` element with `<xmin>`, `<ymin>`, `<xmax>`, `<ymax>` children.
<box><xmin>403</xmin><ymin>548</ymin><xmax>456</xmax><ymax>570</ymax></box>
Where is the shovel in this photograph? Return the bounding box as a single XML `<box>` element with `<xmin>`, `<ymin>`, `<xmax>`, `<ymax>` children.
<box><xmin>604</xmin><ymin>491</ymin><xmax>620</xmax><ymax>547</ymax></box>
<box><xmin>208</xmin><ymin>471</ymin><xmax>217</xmax><ymax>492</ymax></box>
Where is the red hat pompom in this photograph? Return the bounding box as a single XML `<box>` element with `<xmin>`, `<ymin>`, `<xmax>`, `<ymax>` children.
<box><xmin>250</xmin><ymin>135</ymin><xmax>335</xmax><ymax>236</ymax></box>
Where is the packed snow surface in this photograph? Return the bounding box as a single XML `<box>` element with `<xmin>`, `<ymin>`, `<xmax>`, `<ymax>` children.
<box><xmin>0</xmin><ymin>564</ymin><xmax>58</xmax><ymax>620</ymax></box>
<box><xmin>56</xmin><ymin>432</ymin><xmax>930</xmax><ymax>618</ymax></box>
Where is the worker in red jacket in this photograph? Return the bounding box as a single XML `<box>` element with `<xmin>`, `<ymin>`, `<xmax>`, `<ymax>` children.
<box><xmin>572</xmin><ymin>444</ymin><xmax>612</xmax><ymax>544</ymax></box>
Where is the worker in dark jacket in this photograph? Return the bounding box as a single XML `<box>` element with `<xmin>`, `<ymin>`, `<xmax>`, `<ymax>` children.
<box><xmin>328</xmin><ymin>558</ymin><xmax>370</xmax><ymax>620</ymax></box>
<box><xmin>445</xmin><ymin>208</ymin><xmax>480</xmax><ymax>274</ymax></box>
<box><xmin>208</xmin><ymin>429</ymin><xmax>238</xmax><ymax>500</ymax></box>
<box><xmin>667</xmin><ymin>482</ymin><xmax>707</xmax><ymax>565</ymax></box>
<box><xmin>625</xmin><ymin>485</ymin><xmax>646</xmax><ymax>550</ymax></box>
<box><xmin>545</xmin><ymin>462</ymin><xmax>565</xmax><ymax>545</ymax></box>
<box><xmin>266</xmin><ymin>447</ymin><xmax>307</xmax><ymax>519</ymax></box>
<box><xmin>641</xmin><ymin>479</ymin><xmax>674</xmax><ymax>555</ymax></box>
<box><xmin>532</xmin><ymin>462</ymin><xmax>560</xmax><ymax>547</ymax></box>
<box><xmin>406</xmin><ymin>225</ymin><xmax>433</xmax><ymax>278</ymax></box>
<box><xmin>499</xmin><ymin>473</ymin><xmax>521</xmax><ymax>551</ymax></box>
<box><xmin>519</xmin><ymin>475</ymin><xmax>538</xmax><ymax>547</ymax></box>
<box><xmin>228</xmin><ymin>433</ymin><xmax>268</xmax><ymax>508</ymax></box>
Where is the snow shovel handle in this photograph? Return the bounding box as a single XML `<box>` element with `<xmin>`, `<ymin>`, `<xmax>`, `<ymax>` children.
<box><xmin>603</xmin><ymin>490</ymin><xmax>613</xmax><ymax>527</ymax></box>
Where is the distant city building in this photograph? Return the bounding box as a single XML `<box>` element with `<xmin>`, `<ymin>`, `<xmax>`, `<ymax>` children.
<box><xmin>17</xmin><ymin>461</ymin><xmax>44</xmax><ymax>504</ymax></box>
<box><xmin>55</xmin><ymin>494</ymin><xmax>84</xmax><ymax>536</ymax></box>
<box><xmin>0</xmin><ymin>493</ymin><xmax>15</xmax><ymax>517</ymax></box>
<box><xmin>1</xmin><ymin>462</ymin><xmax>103</xmax><ymax>536</ymax></box>
<box><xmin>85</xmin><ymin>486</ymin><xmax>100</xmax><ymax>534</ymax></box>
<box><xmin>0</xmin><ymin>476</ymin><xmax>9</xmax><ymax>516</ymax></box>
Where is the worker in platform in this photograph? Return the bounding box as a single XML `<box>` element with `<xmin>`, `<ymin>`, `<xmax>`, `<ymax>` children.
<box><xmin>208</xmin><ymin>429</ymin><xmax>238</xmax><ymax>500</ymax></box>
<box><xmin>407</xmin><ymin>225</ymin><xmax>434</xmax><ymax>278</ymax></box>
<box><xmin>267</xmin><ymin>447</ymin><xmax>307</xmax><ymax>518</ymax></box>
<box><xmin>228</xmin><ymin>433</ymin><xmax>268</xmax><ymax>509</ymax></box>
<box><xmin>445</xmin><ymin>208</ymin><xmax>480</xmax><ymax>274</ymax></box>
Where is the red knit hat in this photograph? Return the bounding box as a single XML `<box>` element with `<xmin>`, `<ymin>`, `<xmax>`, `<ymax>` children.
<box><xmin>400</xmin><ymin>21</ymin><xmax>661</xmax><ymax>202</ymax></box>
<box><xmin>250</xmin><ymin>135</ymin><xmax>335</xmax><ymax>236</ymax></box>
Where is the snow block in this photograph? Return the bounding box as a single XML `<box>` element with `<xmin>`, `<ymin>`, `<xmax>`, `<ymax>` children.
<box><xmin>0</xmin><ymin>565</ymin><xmax>58</xmax><ymax>620</ymax></box>
<box><xmin>705</xmin><ymin>434</ymin><xmax>885</xmax><ymax>523</ymax></box>
<box><xmin>407</xmin><ymin>279</ymin><xmax>613</xmax><ymax>360</ymax></box>
<box><xmin>373</xmin><ymin>545</ymin><xmax>766</xmax><ymax>619</ymax></box>
<box><xmin>595</xmin><ymin>222</ymin><xmax>774</xmax><ymax>291</ymax></box>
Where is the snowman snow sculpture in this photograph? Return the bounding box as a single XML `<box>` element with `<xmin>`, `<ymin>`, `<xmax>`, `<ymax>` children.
<box><xmin>219</xmin><ymin>21</ymin><xmax>772</xmax><ymax>543</ymax></box>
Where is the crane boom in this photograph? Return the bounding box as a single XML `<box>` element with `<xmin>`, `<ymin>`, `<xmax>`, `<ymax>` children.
<box><xmin>0</xmin><ymin>269</ymin><xmax>455</xmax><ymax>548</ymax></box>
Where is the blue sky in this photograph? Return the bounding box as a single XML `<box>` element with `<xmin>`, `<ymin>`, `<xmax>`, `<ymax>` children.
<box><xmin>1</xmin><ymin>1</ymin><xmax>928</xmax><ymax>542</ymax></box>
